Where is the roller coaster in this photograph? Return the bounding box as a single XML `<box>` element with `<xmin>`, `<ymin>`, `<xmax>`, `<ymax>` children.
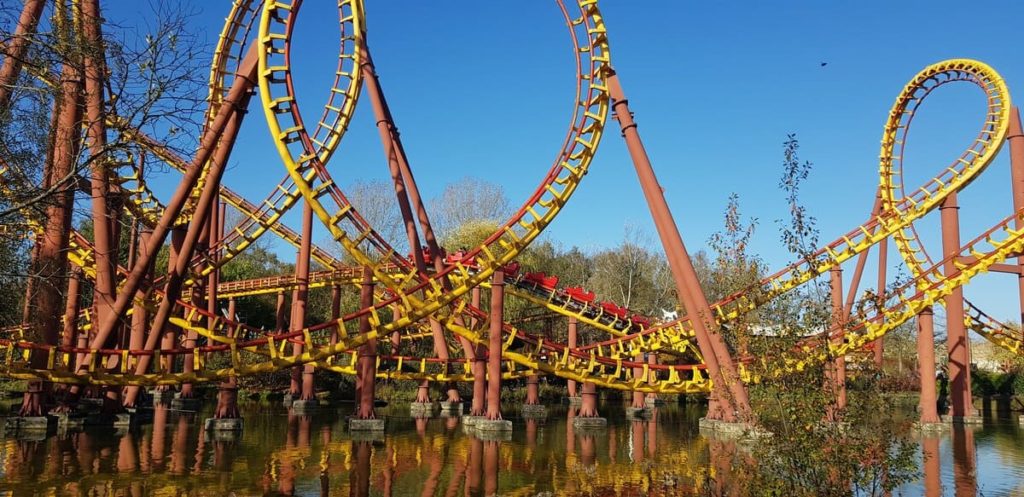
<box><xmin>1</xmin><ymin>0</ymin><xmax>1023</xmax><ymax>428</ymax></box>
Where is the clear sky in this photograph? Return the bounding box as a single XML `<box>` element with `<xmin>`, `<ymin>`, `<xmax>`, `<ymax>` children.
<box><xmin>101</xmin><ymin>1</ymin><xmax>1024</xmax><ymax>324</ymax></box>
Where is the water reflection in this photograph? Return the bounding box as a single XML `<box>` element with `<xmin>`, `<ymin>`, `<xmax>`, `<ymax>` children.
<box><xmin>0</xmin><ymin>402</ymin><xmax>1022</xmax><ymax>496</ymax></box>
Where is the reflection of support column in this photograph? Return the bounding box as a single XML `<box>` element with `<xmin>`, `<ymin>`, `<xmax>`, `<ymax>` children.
<box><xmin>921</xmin><ymin>434</ymin><xmax>941</xmax><ymax>497</ymax></box>
<box><xmin>579</xmin><ymin>432</ymin><xmax>596</xmax><ymax>467</ymax></box>
<box><xmin>607</xmin><ymin>72</ymin><xmax>751</xmax><ymax>422</ymax></box>
<box><xmin>629</xmin><ymin>420</ymin><xmax>644</xmax><ymax>463</ymax></box>
<box><xmin>1007</xmin><ymin>107</ymin><xmax>1024</xmax><ymax>338</ymax></box>
<box><xmin>483</xmin><ymin>440</ymin><xmax>500</xmax><ymax>497</ymax></box>
<box><xmin>466</xmin><ymin>436</ymin><xmax>483</xmax><ymax>495</ymax></box>
<box><xmin>150</xmin><ymin>403</ymin><xmax>168</xmax><ymax>471</ymax></box>
<box><xmin>951</xmin><ymin>427</ymin><xmax>977</xmax><ymax>497</ymax></box>
<box><xmin>350</xmin><ymin>441</ymin><xmax>372</xmax><ymax>497</ymax></box>
<box><xmin>567</xmin><ymin>317</ymin><xmax>579</xmax><ymax>399</ymax></box>
<box><xmin>941</xmin><ymin>193</ymin><xmax>975</xmax><ymax>420</ymax></box>
<box><xmin>916</xmin><ymin>307</ymin><xmax>941</xmax><ymax>424</ymax></box>
<box><xmin>647</xmin><ymin>408</ymin><xmax>658</xmax><ymax>457</ymax></box>
<box><xmin>827</xmin><ymin>267</ymin><xmax>847</xmax><ymax>420</ymax></box>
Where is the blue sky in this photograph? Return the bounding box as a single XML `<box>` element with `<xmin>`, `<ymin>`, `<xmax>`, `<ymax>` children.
<box><xmin>102</xmin><ymin>1</ymin><xmax>1024</xmax><ymax>324</ymax></box>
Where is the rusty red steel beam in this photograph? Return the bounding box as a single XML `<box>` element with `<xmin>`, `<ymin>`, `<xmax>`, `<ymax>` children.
<box><xmin>606</xmin><ymin>69</ymin><xmax>752</xmax><ymax>422</ymax></box>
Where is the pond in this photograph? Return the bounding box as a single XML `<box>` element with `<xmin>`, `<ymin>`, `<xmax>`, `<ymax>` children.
<box><xmin>1</xmin><ymin>400</ymin><xmax>1022</xmax><ymax>496</ymax></box>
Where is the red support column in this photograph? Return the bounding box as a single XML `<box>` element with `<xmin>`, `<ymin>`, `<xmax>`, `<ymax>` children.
<box><xmin>827</xmin><ymin>267</ymin><xmax>847</xmax><ymax>420</ymax></box>
<box><xmin>289</xmin><ymin>202</ymin><xmax>314</xmax><ymax>402</ymax></box>
<box><xmin>86</xmin><ymin>45</ymin><xmax>259</xmax><ymax>367</ymax></box>
<box><xmin>941</xmin><ymin>193</ymin><xmax>975</xmax><ymax>419</ymax></box>
<box><xmin>110</xmin><ymin>56</ymin><xmax>258</xmax><ymax>407</ymax></box>
<box><xmin>874</xmin><ymin>237</ymin><xmax>888</xmax><ymax>368</ymax></box>
<box><xmin>0</xmin><ymin>0</ymin><xmax>45</xmax><ymax>109</ymax></box>
<box><xmin>354</xmin><ymin>267</ymin><xmax>377</xmax><ymax>419</ymax></box>
<box><xmin>469</xmin><ymin>287</ymin><xmax>486</xmax><ymax>416</ymax></box>
<box><xmin>646</xmin><ymin>353</ymin><xmax>658</xmax><ymax>402</ymax></box>
<box><xmin>579</xmin><ymin>381</ymin><xmax>600</xmax><ymax>418</ymax></box>
<box><xmin>19</xmin><ymin>53</ymin><xmax>82</xmax><ymax>416</ymax></box>
<box><xmin>916</xmin><ymin>307</ymin><xmax>940</xmax><ymax>424</ymax></box>
<box><xmin>630</xmin><ymin>363</ymin><xmax>646</xmax><ymax>409</ymax></box>
<box><xmin>61</xmin><ymin>268</ymin><xmax>82</xmax><ymax>350</ymax></box>
<box><xmin>212</xmin><ymin>297</ymin><xmax>240</xmax><ymax>420</ymax></box>
<box><xmin>607</xmin><ymin>72</ymin><xmax>751</xmax><ymax>422</ymax></box>
<box><xmin>485</xmin><ymin>271</ymin><xmax>505</xmax><ymax>421</ymax></box>
<box><xmin>525</xmin><ymin>375</ymin><xmax>540</xmax><ymax>405</ymax></box>
<box><xmin>1007</xmin><ymin>107</ymin><xmax>1024</xmax><ymax>337</ymax></box>
<box><xmin>123</xmin><ymin>226</ymin><xmax>153</xmax><ymax>408</ymax></box>
<box><xmin>360</xmin><ymin>44</ymin><xmax>462</xmax><ymax>403</ymax></box>
<box><xmin>567</xmin><ymin>316</ymin><xmax>578</xmax><ymax>399</ymax></box>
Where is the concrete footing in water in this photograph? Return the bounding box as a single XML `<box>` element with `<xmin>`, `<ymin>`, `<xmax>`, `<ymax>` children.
<box><xmin>940</xmin><ymin>415</ymin><xmax>984</xmax><ymax>425</ymax></box>
<box><xmin>290</xmin><ymin>400</ymin><xmax>319</xmax><ymax>413</ymax></box>
<box><xmin>913</xmin><ymin>421</ymin><xmax>950</xmax><ymax>433</ymax></box>
<box><xmin>520</xmin><ymin>404</ymin><xmax>548</xmax><ymax>418</ymax></box>
<box><xmin>645</xmin><ymin>397</ymin><xmax>665</xmax><ymax>407</ymax></box>
<box><xmin>4</xmin><ymin>416</ymin><xmax>54</xmax><ymax>434</ymax></box>
<box><xmin>474</xmin><ymin>419</ymin><xmax>513</xmax><ymax>432</ymax></box>
<box><xmin>170</xmin><ymin>394</ymin><xmax>201</xmax><ymax>411</ymax></box>
<box><xmin>348</xmin><ymin>418</ymin><xmax>385</xmax><ymax>432</ymax></box>
<box><xmin>54</xmin><ymin>412</ymin><xmax>133</xmax><ymax>430</ymax></box>
<box><xmin>439</xmin><ymin>402</ymin><xmax>464</xmax><ymax>415</ymax></box>
<box><xmin>566</xmin><ymin>397</ymin><xmax>582</xmax><ymax>406</ymax></box>
<box><xmin>410</xmin><ymin>402</ymin><xmax>436</xmax><ymax>416</ymax></box>
<box><xmin>462</xmin><ymin>415</ymin><xmax>483</xmax><ymax>426</ymax></box>
<box><xmin>698</xmin><ymin>418</ymin><xmax>771</xmax><ymax>440</ymax></box>
<box><xmin>204</xmin><ymin>418</ymin><xmax>243</xmax><ymax>431</ymax></box>
<box><xmin>572</xmin><ymin>416</ymin><xmax>607</xmax><ymax>429</ymax></box>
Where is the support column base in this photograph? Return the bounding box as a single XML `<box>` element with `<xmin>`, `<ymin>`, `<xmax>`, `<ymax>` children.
<box><xmin>521</xmin><ymin>404</ymin><xmax>548</xmax><ymax>418</ymax></box>
<box><xmin>439</xmin><ymin>401</ymin><xmax>464</xmax><ymax>415</ymax></box>
<box><xmin>150</xmin><ymin>389</ymin><xmax>173</xmax><ymax>403</ymax></box>
<box><xmin>644</xmin><ymin>397</ymin><xmax>665</xmax><ymax>407</ymax></box>
<box><xmin>698</xmin><ymin>418</ymin><xmax>770</xmax><ymax>441</ymax></box>
<box><xmin>290</xmin><ymin>399</ymin><xmax>319</xmax><ymax>413</ymax></box>
<box><xmin>4</xmin><ymin>416</ymin><xmax>54</xmax><ymax>434</ymax></box>
<box><xmin>474</xmin><ymin>418</ymin><xmax>513</xmax><ymax>432</ymax></box>
<box><xmin>940</xmin><ymin>414</ymin><xmax>983</xmax><ymax>425</ymax></box>
<box><xmin>572</xmin><ymin>416</ymin><xmax>607</xmax><ymax>429</ymax></box>
<box><xmin>204</xmin><ymin>417</ymin><xmax>243</xmax><ymax>431</ymax></box>
<box><xmin>348</xmin><ymin>417</ymin><xmax>385</xmax><ymax>432</ymax></box>
<box><xmin>462</xmin><ymin>415</ymin><xmax>484</xmax><ymax>426</ymax></box>
<box><xmin>410</xmin><ymin>402</ymin><xmax>436</xmax><ymax>416</ymax></box>
<box><xmin>565</xmin><ymin>397</ymin><xmax>582</xmax><ymax>406</ymax></box>
<box><xmin>170</xmin><ymin>395</ymin><xmax>201</xmax><ymax>411</ymax></box>
<box><xmin>282</xmin><ymin>393</ymin><xmax>296</xmax><ymax>406</ymax></box>
<box><xmin>913</xmin><ymin>420</ymin><xmax>950</xmax><ymax>433</ymax></box>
